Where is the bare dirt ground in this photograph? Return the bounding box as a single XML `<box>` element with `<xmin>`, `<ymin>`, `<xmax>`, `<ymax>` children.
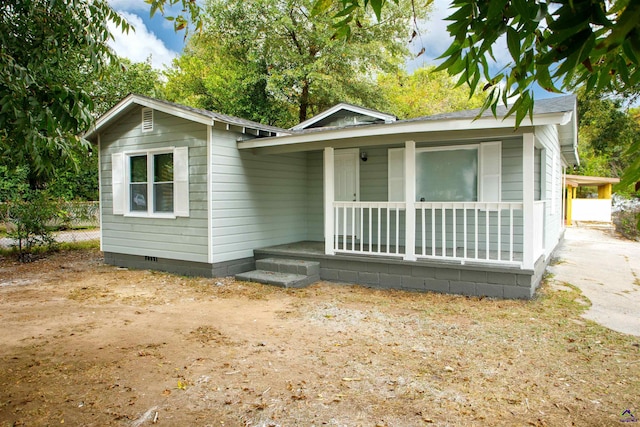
<box><xmin>0</xmin><ymin>250</ymin><xmax>638</xmax><ymax>426</ymax></box>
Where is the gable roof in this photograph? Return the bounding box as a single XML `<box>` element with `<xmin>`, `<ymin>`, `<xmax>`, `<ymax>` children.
<box><xmin>291</xmin><ymin>103</ymin><xmax>397</xmax><ymax>131</ymax></box>
<box><xmin>84</xmin><ymin>94</ymin><xmax>289</xmax><ymax>140</ymax></box>
<box><xmin>239</xmin><ymin>94</ymin><xmax>579</xmax><ymax>165</ymax></box>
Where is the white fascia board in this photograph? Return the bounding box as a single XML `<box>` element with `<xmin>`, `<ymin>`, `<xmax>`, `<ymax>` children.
<box><xmin>240</xmin><ymin>111</ymin><xmax>571</xmax><ymax>150</ymax></box>
<box><xmin>127</xmin><ymin>96</ymin><xmax>213</xmax><ymax>126</ymax></box>
<box><xmin>291</xmin><ymin>103</ymin><xmax>396</xmax><ymax>130</ymax></box>
<box><xmin>85</xmin><ymin>94</ymin><xmax>214</xmax><ymax>140</ymax></box>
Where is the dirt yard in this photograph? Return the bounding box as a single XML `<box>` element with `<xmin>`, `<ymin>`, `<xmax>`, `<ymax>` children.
<box><xmin>0</xmin><ymin>249</ymin><xmax>638</xmax><ymax>426</ymax></box>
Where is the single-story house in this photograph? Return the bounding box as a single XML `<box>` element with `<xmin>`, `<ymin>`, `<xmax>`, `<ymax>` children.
<box><xmin>85</xmin><ymin>93</ymin><xmax>579</xmax><ymax>299</ymax></box>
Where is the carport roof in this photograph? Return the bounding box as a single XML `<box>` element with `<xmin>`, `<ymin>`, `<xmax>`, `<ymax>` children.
<box><xmin>565</xmin><ymin>174</ymin><xmax>620</xmax><ymax>187</ymax></box>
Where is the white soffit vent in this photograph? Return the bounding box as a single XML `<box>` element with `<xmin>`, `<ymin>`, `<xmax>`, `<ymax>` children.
<box><xmin>142</xmin><ymin>107</ymin><xmax>153</xmax><ymax>132</ymax></box>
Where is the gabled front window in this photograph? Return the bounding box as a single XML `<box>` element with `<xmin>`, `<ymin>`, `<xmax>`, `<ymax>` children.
<box><xmin>128</xmin><ymin>151</ymin><xmax>174</xmax><ymax>214</ymax></box>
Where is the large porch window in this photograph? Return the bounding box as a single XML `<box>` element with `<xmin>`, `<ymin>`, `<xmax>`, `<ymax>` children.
<box><xmin>416</xmin><ymin>147</ymin><xmax>478</xmax><ymax>202</ymax></box>
<box><xmin>388</xmin><ymin>141</ymin><xmax>501</xmax><ymax>203</ymax></box>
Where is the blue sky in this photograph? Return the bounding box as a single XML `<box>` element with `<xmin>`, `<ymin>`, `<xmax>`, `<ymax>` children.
<box><xmin>107</xmin><ymin>0</ymin><xmax>559</xmax><ymax>100</ymax></box>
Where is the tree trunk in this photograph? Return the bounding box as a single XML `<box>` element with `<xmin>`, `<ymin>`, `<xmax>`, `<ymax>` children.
<box><xmin>299</xmin><ymin>79</ymin><xmax>310</xmax><ymax>123</ymax></box>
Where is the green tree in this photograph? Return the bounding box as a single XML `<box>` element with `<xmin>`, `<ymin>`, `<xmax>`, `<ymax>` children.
<box><xmin>165</xmin><ymin>33</ymin><xmax>294</xmax><ymax>126</ymax></box>
<box><xmin>165</xmin><ymin>0</ymin><xmax>426</xmax><ymax>128</ymax></box>
<box><xmin>307</xmin><ymin>0</ymin><xmax>640</xmax><ymax>188</ymax></box>
<box><xmin>377</xmin><ymin>67</ymin><xmax>486</xmax><ymax>119</ymax></box>
<box><xmin>314</xmin><ymin>0</ymin><xmax>640</xmax><ymax>118</ymax></box>
<box><xmin>0</xmin><ymin>0</ymin><xmax>130</xmax><ymax>187</ymax></box>
<box><xmin>90</xmin><ymin>58</ymin><xmax>165</xmax><ymax>117</ymax></box>
<box><xmin>576</xmin><ymin>91</ymin><xmax>640</xmax><ymax>193</ymax></box>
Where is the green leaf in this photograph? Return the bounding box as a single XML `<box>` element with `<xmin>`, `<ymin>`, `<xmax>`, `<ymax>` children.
<box><xmin>369</xmin><ymin>0</ymin><xmax>384</xmax><ymax>21</ymax></box>
<box><xmin>487</xmin><ymin>0</ymin><xmax>508</xmax><ymax>20</ymax></box>
<box><xmin>311</xmin><ymin>0</ymin><xmax>335</xmax><ymax>17</ymax></box>
<box><xmin>536</xmin><ymin>63</ymin><xmax>561</xmax><ymax>93</ymax></box>
<box><xmin>506</xmin><ymin>27</ymin><xmax>521</xmax><ymax>61</ymax></box>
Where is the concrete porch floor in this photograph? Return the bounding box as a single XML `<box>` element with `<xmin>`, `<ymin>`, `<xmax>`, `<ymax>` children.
<box><xmin>259</xmin><ymin>241</ymin><xmax>524</xmax><ymax>264</ymax></box>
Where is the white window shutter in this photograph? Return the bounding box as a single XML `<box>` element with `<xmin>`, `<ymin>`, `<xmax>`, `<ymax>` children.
<box><xmin>173</xmin><ymin>146</ymin><xmax>190</xmax><ymax>217</ymax></box>
<box><xmin>388</xmin><ymin>148</ymin><xmax>405</xmax><ymax>202</ymax></box>
<box><xmin>111</xmin><ymin>152</ymin><xmax>125</xmax><ymax>215</ymax></box>
<box><xmin>480</xmin><ymin>141</ymin><xmax>501</xmax><ymax>202</ymax></box>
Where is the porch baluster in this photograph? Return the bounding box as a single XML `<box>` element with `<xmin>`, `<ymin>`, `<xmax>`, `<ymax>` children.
<box><xmin>421</xmin><ymin>207</ymin><xmax>426</xmax><ymax>256</ymax></box>
<box><xmin>441</xmin><ymin>206</ymin><xmax>446</xmax><ymax>257</ymax></box>
<box><xmin>463</xmin><ymin>207</ymin><xmax>468</xmax><ymax>259</ymax></box>
<box><xmin>497</xmin><ymin>207</ymin><xmax>502</xmax><ymax>261</ymax></box>
<box><xmin>509</xmin><ymin>206</ymin><xmax>514</xmax><ymax>262</ymax></box>
<box><xmin>395</xmin><ymin>206</ymin><xmax>400</xmax><ymax>254</ymax></box>
<box><xmin>485</xmin><ymin>209</ymin><xmax>490</xmax><ymax>260</ymax></box>
<box><xmin>453</xmin><ymin>207</ymin><xmax>457</xmax><ymax>258</ymax></box>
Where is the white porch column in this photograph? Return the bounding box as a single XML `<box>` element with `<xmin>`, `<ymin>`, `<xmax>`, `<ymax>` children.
<box><xmin>404</xmin><ymin>140</ymin><xmax>416</xmax><ymax>261</ymax></box>
<box><xmin>323</xmin><ymin>147</ymin><xmax>335</xmax><ymax>255</ymax></box>
<box><xmin>523</xmin><ymin>133</ymin><xmax>535</xmax><ymax>270</ymax></box>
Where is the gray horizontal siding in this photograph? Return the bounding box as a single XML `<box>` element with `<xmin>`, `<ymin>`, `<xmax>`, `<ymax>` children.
<box><xmin>211</xmin><ymin>129</ymin><xmax>308</xmax><ymax>263</ymax></box>
<box><xmin>306</xmin><ymin>151</ymin><xmax>324</xmax><ymax>241</ymax></box>
<box><xmin>99</xmin><ymin>107</ymin><xmax>209</xmax><ymax>263</ymax></box>
<box><xmin>535</xmin><ymin>125</ymin><xmax>563</xmax><ymax>254</ymax></box>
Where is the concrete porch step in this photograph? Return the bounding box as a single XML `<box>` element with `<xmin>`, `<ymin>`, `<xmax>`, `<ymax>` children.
<box><xmin>256</xmin><ymin>258</ymin><xmax>320</xmax><ymax>276</ymax></box>
<box><xmin>236</xmin><ymin>258</ymin><xmax>320</xmax><ymax>288</ymax></box>
<box><xmin>235</xmin><ymin>270</ymin><xmax>319</xmax><ymax>288</ymax></box>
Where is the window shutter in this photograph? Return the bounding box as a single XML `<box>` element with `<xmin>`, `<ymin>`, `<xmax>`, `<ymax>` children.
<box><xmin>141</xmin><ymin>108</ymin><xmax>153</xmax><ymax>132</ymax></box>
<box><xmin>480</xmin><ymin>141</ymin><xmax>501</xmax><ymax>202</ymax></box>
<box><xmin>388</xmin><ymin>148</ymin><xmax>405</xmax><ymax>202</ymax></box>
<box><xmin>111</xmin><ymin>153</ymin><xmax>125</xmax><ymax>215</ymax></box>
<box><xmin>173</xmin><ymin>146</ymin><xmax>190</xmax><ymax>217</ymax></box>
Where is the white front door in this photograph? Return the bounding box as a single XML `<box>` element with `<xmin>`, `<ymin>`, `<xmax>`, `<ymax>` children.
<box><xmin>334</xmin><ymin>148</ymin><xmax>359</xmax><ymax>237</ymax></box>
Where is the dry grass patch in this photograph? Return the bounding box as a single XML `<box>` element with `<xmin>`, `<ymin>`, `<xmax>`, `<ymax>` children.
<box><xmin>0</xmin><ymin>250</ymin><xmax>637</xmax><ymax>426</ymax></box>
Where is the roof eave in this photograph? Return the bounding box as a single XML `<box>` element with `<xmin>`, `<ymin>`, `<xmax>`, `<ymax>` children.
<box><xmin>240</xmin><ymin>111</ymin><xmax>573</xmax><ymax>150</ymax></box>
<box><xmin>84</xmin><ymin>94</ymin><xmax>285</xmax><ymax>140</ymax></box>
<box><xmin>291</xmin><ymin>103</ymin><xmax>397</xmax><ymax>131</ymax></box>
<box><xmin>84</xmin><ymin>94</ymin><xmax>214</xmax><ymax>141</ymax></box>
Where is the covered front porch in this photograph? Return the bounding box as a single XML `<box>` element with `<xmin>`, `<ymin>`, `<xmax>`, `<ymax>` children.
<box><xmin>321</xmin><ymin>138</ymin><xmax>545</xmax><ymax>271</ymax></box>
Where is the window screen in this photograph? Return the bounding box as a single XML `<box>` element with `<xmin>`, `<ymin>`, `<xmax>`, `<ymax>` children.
<box><xmin>153</xmin><ymin>153</ymin><xmax>174</xmax><ymax>213</ymax></box>
<box><xmin>416</xmin><ymin>148</ymin><xmax>478</xmax><ymax>202</ymax></box>
<box><xmin>130</xmin><ymin>155</ymin><xmax>148</xmax><ymax>211</ymax></box>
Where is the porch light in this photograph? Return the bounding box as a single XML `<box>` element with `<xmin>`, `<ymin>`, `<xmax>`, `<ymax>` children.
<box><xmin>360</xmin><ymin>151</ymin><xmax>368</xmax><ymax>162</ymax></box>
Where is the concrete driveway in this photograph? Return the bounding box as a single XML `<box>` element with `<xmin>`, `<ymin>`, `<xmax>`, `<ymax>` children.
<box><xmin>548</xmin><ymin>227</ymin><xmax>640</xmax><ymax>336</ymax></box>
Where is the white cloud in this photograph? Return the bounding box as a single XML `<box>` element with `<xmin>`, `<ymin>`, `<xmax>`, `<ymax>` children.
<box><xmin>108</xmin><ymin>0</ymin><xmax>149</xmax><ymax>12</ymax></box>
<box><xmin>108</xmin><ymin>11</ymin><xmax>178</xmax><ymax>70</ymax></box>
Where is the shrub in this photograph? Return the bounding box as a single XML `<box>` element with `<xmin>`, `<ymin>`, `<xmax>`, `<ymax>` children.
<box><xmin>613</xmin><ymin>207</ymin><xmax>640</xmax><ymax>241</ymax></box>
<box><xmin>3</xmin><ymin>192</ymin><xmax>65</xmax><ymax>261</ymax></box>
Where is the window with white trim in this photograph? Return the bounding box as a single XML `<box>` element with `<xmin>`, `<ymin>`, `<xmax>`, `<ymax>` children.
<box><xmin>129</xmin><ymin>152</ymin><xmax>174</xmax><ymax>213</ymax></box>
<box><xmin>111</xmin><ymin>147</ymin><xmax>189</xmax><ymax>217</ymax></box>
<box><xmin>388</xmin><ymin>141</ymin><xmax>501</xmax><ymax>202</ymax></box>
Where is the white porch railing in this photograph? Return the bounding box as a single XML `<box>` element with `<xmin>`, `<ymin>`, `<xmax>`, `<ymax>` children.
<box><xmin>333</xmin><ymin>201</ymin><xmax>525</xmax><ymax>265</ymax></box>
<box><xmin>334</xmin><ymin>201</ymin><xmax>406</xmax><ymax>256</ymax></box>
<box><xmin>415</xmin><ymin>202</ymin><xmax>524</xmax><ymax>264</ymax></box>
